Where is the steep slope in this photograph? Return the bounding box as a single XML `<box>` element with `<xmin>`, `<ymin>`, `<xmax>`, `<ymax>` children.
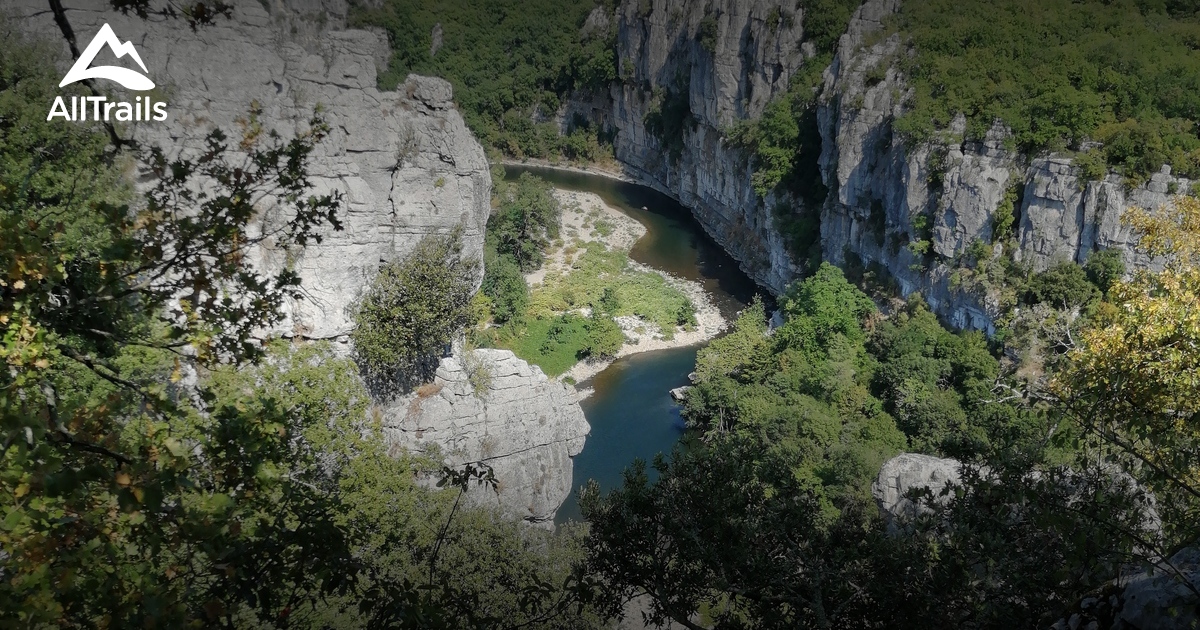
<box><xmin>568</xmin><ymin>0</ymin><xmax>815</xmax><ymax>293</ymax></box>
<box><xmin>576</xmin><ymin>0</ymin><xmax>1189</xmax><ymax>331</ymax></box>
<box><xmin>15</xmin><ymin>0</ymin><xmax>588</xmax><ymax>524</ymax></box>
<box><xmin>382</xmin><ymin>349</ymin><xmax>589</xmax><ymax>526</ymax></box>
<box><xmin>816</xmin><ymin>0</ymin><xmax>1187</xmax><ymax>330</ymax></box>
<box><xmin>14</xmin><ymin>0</ymin><xmax>490</xmax><ymax>339</ymax></box>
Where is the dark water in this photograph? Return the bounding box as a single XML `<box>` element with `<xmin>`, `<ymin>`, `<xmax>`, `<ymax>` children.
<box><xmin>503</xmin><ymin>165</ymin><xmax>756</xmax><ymax>524</ymax></box>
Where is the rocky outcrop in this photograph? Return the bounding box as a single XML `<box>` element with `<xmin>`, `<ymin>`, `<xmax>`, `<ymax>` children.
<box><xmin>566</xmin><ymin>0</ymin><xmax>817</xmax><ymax>293</ymax></box>
<box><xmin>15</xmin><ymin>0</ymin><xmax>490</xmax><ymax>339</ymax></box>
<box><xmin>878</xmin><ymin>454</ymin><xmax>1196</xmax><ymax>629</ymax></box>
<box><xmin>872</xmin><ymin>453</ymin><xmax>962</xmax><ymax>528</ymax></box>
<box><xmin>381</xmin><ymin>350</ymin><xmax>590</xmax><ymax>526</ymax></box>
<box><xmin>815</xmin><ymin>0</ymin><xmax>1187</xmax><ymax>330</ymax></box>
<box><xmin>16</xmin><ymin>2</ymin><xmax>586</xmax><ymax>523</ymax></box>
<box><xmin>577</xmin><ymin>0</ymin><xmax>1188</xmax><ymax>332</ymax></box>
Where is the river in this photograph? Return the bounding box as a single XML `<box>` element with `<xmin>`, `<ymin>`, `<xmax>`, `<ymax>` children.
<box><xmin>503</xmin><ymin>165</ymin><xmax>758</xmax><ymax>524</ymax></box>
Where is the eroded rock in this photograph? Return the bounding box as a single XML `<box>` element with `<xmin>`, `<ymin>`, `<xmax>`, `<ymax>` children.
<box><xmin>381</xmin><ymin>350</ymin><xmax>591</xmax><ymax>526</ymax></box>
<box><xmin>14</xmin><ymin>0</ymin><xmax>490</xmax><ymax>339</ymax></box>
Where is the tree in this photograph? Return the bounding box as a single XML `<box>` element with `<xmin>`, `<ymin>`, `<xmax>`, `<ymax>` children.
<box><xmin>350</xmin><ymin>227</ymin><xmax>479</xmax><ymax>387</ymax></box>
<box><xmin>490</xmin><ymin>172</ymin><xmax>561</xmax><ymax>272</ymax></box>
<box><xmin>583</xmin><ymin>312</ymin><xmax>624</xmax><ymax>358</ymax></box>
<box><xmin>1053</xmin><ymin>195</ymin><xmax>1200</xmax><ymax>546</ymax></box>
<box><xmin>482</xmin><ymin>237</ymin><xmax>530</xmax><ymax>324</ymax></box>
<box><xmin>0</xmin><ymin>21</ymin><xmax>349</xmax><ymax>624</ymax></box>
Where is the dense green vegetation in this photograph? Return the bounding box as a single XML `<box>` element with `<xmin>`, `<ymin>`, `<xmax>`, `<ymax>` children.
<box><xmin>10</xmin><ymin>3</ymin><xmax>1200</xmax><ymax>628</ymax></box>
<box><xmin>582</xmin><ymin>254</ymin><xmax>1195</xmax><ymax>627</ymax></box>
<box><xmin>477</xmin><ymin>170</ymin><xmax>695</xmax><ymax>377</ymax></box>
<box><xmin>351</xmin><ymin>0</ymin><xmax>616</xmax><ymax>158</ymax></box>
<box><xmin>679</xmin><ymin>265</ymin><xmax>1013</xmax><ymax>514</ymax></box>
<box><xmin>350</xmin><ymin>227</ymin><xmax>478</xmax><ymax>388</ymax></box>
<box><xmin>0</xmin><ymin>23</ymin><xmax>604</xmax><ymax>626</ymax></box>
<box><xmin>890</xmin><ymin>0</ymin><xmax>1200</xmax><ymax>182</ymax></box>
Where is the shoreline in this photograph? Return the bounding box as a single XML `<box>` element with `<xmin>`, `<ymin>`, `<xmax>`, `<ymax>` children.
<box><xmin>497</xmin><ymin>157</ymin><xmax>635</xmax><ymax>184</ymax></box>
<box><xmin>531</xmin><ymin>188</ymin><xmax>727</xmax><ymax>400</ymax></box>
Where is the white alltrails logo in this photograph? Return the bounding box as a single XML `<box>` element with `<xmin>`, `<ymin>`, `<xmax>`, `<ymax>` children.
<box><xmin>48</xmin><ymin>23</ymin><xmax>168</xmax><ymax>122</ymax></box>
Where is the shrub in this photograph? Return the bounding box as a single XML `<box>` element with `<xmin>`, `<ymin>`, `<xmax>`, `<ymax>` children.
<box><xmin>1083</xmin><ymin>248</ymin><xmax>1125</xmax><ymax>293</ymax></box>
<box><xmin>351</xmin><ymin>227</ymin><xmax>479</xmax><ymax>386</ymax></box>
<box><xmin>490</xmin><ymin>172</ymin><xmax>561</xmax><ymax>272</ymax></box>
<box><xmin>584</xmin><ymin>313</ymin><xmax>625</xmax><ymax>358</ymax></box>
<box><xmin>697</xmin><ymin>16</ymin><xmax>719</xmax><ymax>53</ymax></box>
<box><xmin>482</xmin><ymin>244</ymin><xmax>529</xmax><ymax>324</ymax></box>
<box><xmin>1025</xmin><ymin>261</ymin><xmax>1100</xmax><ymax>309</ymax></box>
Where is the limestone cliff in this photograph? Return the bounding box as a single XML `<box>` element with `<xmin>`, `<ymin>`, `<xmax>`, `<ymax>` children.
<box><xmin>815</xmin><ymin>0</ymin><xmax>1188</xmax><ymax>330</ymax></box>
<box><xmin>14</xmin><ymin>0</ymin><xmax>490</xmax><ymax>339</ymax></box>
<box><xmin>581</xmin><ymin>0</ymin><xmax>1189</xmax><ymax>331</ymax></box>
<box><xmin>567</xmin><ymin>0</ymin><xmax>815</xmax><ymax>293</ymax></box>
<box><xmin>381</xmin><ymin>350</ymin><xmax>590</xmax><ymax>526</ymax></box>
<box><xmin>15</xmin><ymin>1</ymin><xmax>586</xmax><ymax>524</ymax></box>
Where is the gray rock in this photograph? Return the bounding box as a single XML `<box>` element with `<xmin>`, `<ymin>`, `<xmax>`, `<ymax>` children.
<box><xmin>564</xmin><ymin>0</ymin><xmax>811</xmax><ymax>294</ymax></box>
<box><xmin>1116</xmin><ymin>543</ymin><xmax>1200</xmax><ymax>629</ymax></box>
<box><xmin>382</xmin><ymin>350</ymin><xmax>590</xmax><ymax>526</ymax></box>
<box><xmin>669</xmin><ymin>386</ymin><xmax>690</xmax><ymax>401</ymax></box>
<box><xmin>14</xmin><ymin>0</ymin><xmax>490</xmax><ymax>339</ymax></box>
<box><xmin>815</xmin><ymin>0</ymin><xmax>1184</xmax><ymax>332</ymax></box>
<box><xmin>872</xmin><ymin>453</ymin><xmax>962</xmax><ymax>527</ymax></box>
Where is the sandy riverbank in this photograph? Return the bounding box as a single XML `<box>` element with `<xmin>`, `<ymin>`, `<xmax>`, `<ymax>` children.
<box><xmin>499</xmin><ymin>157</ymin><xmax>634</xmax><ymax>183</ymax></box>
<box><xmin>531</xmin><ymin>188</ymin><xmax>727</xmax><ymax>399</ymax></box>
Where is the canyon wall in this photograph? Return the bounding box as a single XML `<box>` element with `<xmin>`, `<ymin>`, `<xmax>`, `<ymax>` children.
<box><xmin>584</xmin><ymin>0</ymin><xmax>1187</xmax><ymax>330</ymax></box>
<box><xmin>14</xmin><ymin>0</ymin><xmax>586</xmax><ymax>523</ymax></box>
<box><xmin>566</xmin><ymin>0</ymin><xmax>817</xmax><ymax>293</ymax></box>
<box><xmin>14</xmin><ymin>0</ymin><xmax>489</xmax><ymax>340</ymax></box>
<box><xmin>816</xmin><ymin>0</ymin><xmax>1186</xmax><ymax>330</ymax></box>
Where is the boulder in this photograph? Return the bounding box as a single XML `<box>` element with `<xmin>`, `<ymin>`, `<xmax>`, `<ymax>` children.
<box><xmin>381</xmin><ymin>350</ymin><xmax>591</xmax><ymax>526</ymax></box>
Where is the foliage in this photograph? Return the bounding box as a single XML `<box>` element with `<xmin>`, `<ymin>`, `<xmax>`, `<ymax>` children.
<box><xmin>490</xmin><ymin>172</ymin><xmax>562</xmax><ymax>272</ymax></box>
<box><xmin>350</xmin><ymin>228</ymin><xmax>478</xmax><ymax>385</ymax></box>
<box><xmin>482</xmin><ymin>243</ymin><xmax>529</xmax><ymax>324</ymax></box>
<box><xmin>1025</xmin><ymin>261</ymin><xmax>1101</xmax><ymax>310</ymax></box>
<box><xmin>527</xmin><ymin>242</ymin><xmax>696</xmax><ymax>339</ymax></box>
<box><xmin>697</xmin><ymin>15</ymin><xmax>719</xmax><ymax>53</ymax></box>
<box><xmin>891</xmin><ymin>0</ymin><xmax>1200</xmax><ymax>182</ymax></box>
<box><xmin>581</xmin><ymin>260</ymin><xmax>1169</xmax><ymax>628</ymax></box>
<box><xmin>583</xmin><ymin>312</ymin><xmax>625</xmax><ymax>359</ymax></box>
<box><xmin>1053</xmin><ymin>195</ymin><xmax>1200</xmax><ymax>545</ymax></box>
<box><xmin>352</xmin><ymin>0</ymin><xmax>616</xmax><ymax>158</ymax></box>
<box><xmin>1083</xmin><ymin>247</ymin><xmax>1126</xmax><ymax>294</ymax></box>
<box><xmin>644</xmin><ymin>80</ymin><xmax>695</xmax><ymax>164</ymax></box>
<box><xmin>0</xmin><ymin>24</ymin><xmax>352</xmax><ymax>624</ymax></box>
<box><xmin>499</xmin><ymin>314</ymin><xmax>592</xmax><ymax>377</ymax></box>
<box><xmin>726</xmin><ymin>54</ymin><xmax>830</xmax><ymax>203</ymax></box>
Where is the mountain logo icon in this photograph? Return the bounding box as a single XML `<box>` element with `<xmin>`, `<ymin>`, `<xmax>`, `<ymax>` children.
<box><xmin>59</xmin><ymin>23</ymin><xmax>155</xmax><ymax>91</ymax></box>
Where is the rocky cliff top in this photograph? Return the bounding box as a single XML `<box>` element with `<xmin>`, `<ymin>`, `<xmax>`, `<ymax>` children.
<box><xmin>381</xmin><ymin>349</ymin><xmax>590</xmax><ymax>526</ymax></box>
<box><xmin>15</xmin><ymin>0</ymin><xmax>491</xmax><ymax>339</ymax></box>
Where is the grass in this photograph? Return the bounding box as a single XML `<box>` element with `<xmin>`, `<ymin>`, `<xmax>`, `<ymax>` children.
<box><xmin>488</xmin><ymin>242</ymin><xmax>698</xmax><ymax>376</ymax></box>
<box><xmin>528</xmin><ymin>242</ymin><xmax>695</xmax><ymax>339</ymax></box>
<box><xmin>498</xmin><ymin>315</ymin><xmax>591</xmax><ymax>377</ymax></box>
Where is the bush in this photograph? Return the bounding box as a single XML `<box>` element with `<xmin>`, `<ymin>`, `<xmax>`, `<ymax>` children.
<box><xmin>1025</xmin><ymin>261</ymin><xmax>1100</xmax><ymax>309</ymax></box>
<box><xmin>584</xmin><ymin>313</ymin><xmax>625</xmax><ymax>358</ymax></box>
<box><xmin>1084</xmin><ymin>248</ymin><xmax>1126</xmax><ymax>293</ymax></box>
<box><xmin>892</xmin><ymin>0</ymin><xmax>1200</xmax><ymax>181</ymax></box>
<box><xmin>351</xmin><ymin>227</ymin><xmax>479</xmax><ymax>385</ymax></box>
<box><xmin>482</xmin><ymin>244</ymin><xmax>529</xmax><ymax>324</ymax></box>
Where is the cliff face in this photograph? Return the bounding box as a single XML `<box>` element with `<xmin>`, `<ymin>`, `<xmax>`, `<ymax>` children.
<box><xmin>382</xmin><ymin>350</ymin><xmax>590</xmax><ymax>526</ymax></box>
<box><xmin>15</xmin><ymin>0</ymin><xmax>490</xmax><ymax>339</ymax></box>
<box><xmin>590</xmin><ymin>0</ymin><xmax>1188</xmax><ymax>330</ymax></box>
<box><xmin>569</xmin><ymin>0</ymin><xmax>815</xmax><ymax>293</ymax></box>
<box><xmin>16</xmin><ymin>1</ymin><xmax>586</xmax><ymax>524</ymax></box>
<box><xmin>816</xmin><ymin>0</ymin><xmax>1187</xmax><ymax>329</ymax></box>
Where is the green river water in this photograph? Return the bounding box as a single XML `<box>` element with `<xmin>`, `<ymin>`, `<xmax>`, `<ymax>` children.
<box><xmin>503</xmin><ymin>165</ymin><xmax>758</xmax><ymax>524</ymax></box>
